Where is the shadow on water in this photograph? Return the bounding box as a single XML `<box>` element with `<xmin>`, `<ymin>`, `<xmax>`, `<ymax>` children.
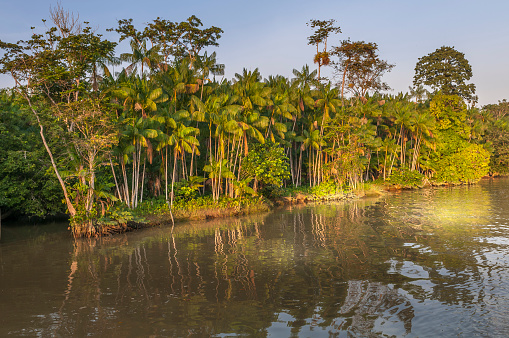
<box><xmin>0</xmin><ymin>219</ymin><xmax>70</xmax><ymax>244</ymax></box>
<box><xmin>1</xmin><ymin>178</ymin><xmax>509</xmax><ymax>336</ymax></box>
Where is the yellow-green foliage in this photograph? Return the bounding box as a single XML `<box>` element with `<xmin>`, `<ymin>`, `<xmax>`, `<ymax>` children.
<box><xmin>428</xmin><ymin>93</ymin><xmax>490</xmax><ymax>183</ymax></box>
<box><xmin>433</xmin><ymin>143</ymin><xmax>490</xmax><ymax>183</ymax></box>
<box><xmin>388</xmin><ymin>167</ymin><xmax>425</xmax><ymax>187</ymax></box>
<box><xmin>310</xmin><ymin>180</ymin><xmax>338</xmax><ymax>197</ymax></box>
<box><xmin>429</xmin><ymin>93</ymin><xmax>470</xmax><ymax>138</ymax></box>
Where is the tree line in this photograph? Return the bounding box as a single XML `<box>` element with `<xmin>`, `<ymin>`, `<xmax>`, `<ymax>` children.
<box><xmin>0</xmin><ymin>10</ymin><xmax>507</xmax><ymax>236</ymax></box>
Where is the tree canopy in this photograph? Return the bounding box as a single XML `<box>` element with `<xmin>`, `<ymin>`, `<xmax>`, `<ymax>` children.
<box><xmin>413</xmin><ymin>46</ymin><xmax>476</xmax><ymax>103</ymax></box>
<box><xmin>331</xmin><ymin>39</ymin><xmax>394</xmax><ymax>100</ymax></box>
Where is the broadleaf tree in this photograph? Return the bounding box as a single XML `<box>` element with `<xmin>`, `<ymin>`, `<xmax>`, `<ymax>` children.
<box><xmin>331</xmin><ymin>39</ymin><xmax>394</xmax><ymax>101</ymax></box>
<box><xmin>413</xmin><ymin>46</ymin><xmax>476</xmax><ymax>104</ymax></box>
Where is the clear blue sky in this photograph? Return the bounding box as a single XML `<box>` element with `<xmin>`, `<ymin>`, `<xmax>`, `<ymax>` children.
<box><xmin>1</xmin><ymin>0</ymin><xmax>508</xmax><ymax>106</ymax></box>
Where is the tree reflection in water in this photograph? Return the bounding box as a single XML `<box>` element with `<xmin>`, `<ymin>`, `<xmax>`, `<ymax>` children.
<box><xmin>3</xmin><ymin>180</ymin><xmax>509</xmax><ymax>337</ymax></box>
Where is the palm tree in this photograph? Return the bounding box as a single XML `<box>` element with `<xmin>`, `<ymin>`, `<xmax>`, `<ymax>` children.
<box><xmin>314</xmin><ymin>83</ymin><xmax>341</xmax><ymax>134</ymax></box>
<box><xmin>194</xmin><ymin>51</ymin><xmax>220</xmax><ymax>100</ymax></box>
<box><xmin>310</xmin><ymin>83</ymin><xmax>341</xmax><ymax>184</ymax></box>
<box><xmin>379</xmin><ymin>137</ymin><xmax>399</xmax><ymax>179</ymax></box>
<box><xmin>158</xmin><ymin>58</ymin><xmax>199</xmax><ymax>114</ymax></box>
<box><xmin>167</xmin><ymin>122</ymin><xmax>200</xmax><ymax>207</ymax></box>
<box><xmin>408</xmin><ymin>85</ymin><xmax>429</xmax><ymax>104</ymax></box>
<box><xmin>392</xmin><ymin>99</ymin><xmax>416</xmax><ymax>168</ymax></box>
<box><xmin>119</xmin><ymin>75</ymin><xmax>168</xmax><ymax>118</ymax></box>
<box><xmin>200</xmin><ymin>93</ymin><xmax>246</xmax><ymax>198</ymax></box>
<box><xmin>90</xmin><ymin>55</ymin><xmax>121</xmax><ymax>92</ymax></box>
<box><xmin>238</xmin><ymin>110</ymin><xmax>268</xmax><ymax>156</ymax></box>
<box><xmin>410</xmin><ymin>110</ymin><xmax>435</xmax><ymax>171</ymax></box>
<box><xmin>265</xmin><ymin>90</ymin><xmax>296</xmax><ymax>142</ymax></box>
<box><xmin>292</xmin><ymin>65</ymin><xmax>318</xmax><ymax>90</ymax></box>
<box><xmin>203</xmin><ymin>158</ymin><xmax>235</xmax><ymax>201</ymax></box>
<box><xmin>233</xmin><ymin>69</ymin><xmax>271</xmax><ymax>111</ymax></box>
<box><xmin>155</xmin><ymin>107</ymin><xmax>185</xmax><ymax>203</ymax></box>
<box><xmin>301</xmin><ymin>128</ymin><xmax>325</xmax><ymax>186</ymax></box>
<box><xmin>114</xmin><ymin>75</ymin><xmax>168</xmax><ymax>208</ymax></box>
<box><xmin>120</xmin><ymin>39</ymin><xmax>162</xmax><ymax>76</ymax></box>
<box><xmin>234</xmin><ymin>68</ymin><xmax>263</xmax><ymax>85</ymax></box>
<box><xmin>119</xmin><ymin>116</ymin><xmax>162</xmax><ymax>208</ymax></box>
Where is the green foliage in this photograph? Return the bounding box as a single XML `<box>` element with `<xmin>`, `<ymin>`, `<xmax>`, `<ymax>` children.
<box><xmin>136</xmin><ymin>194</ymin><xmax>265</xmax><ymax>218</ymax></box>
<box><xmin>184</xmin><ymin>195</ymin><xmax>263</xmax><ymax>211</ymax></box>
<box><xmin>323</xmin><ymin>107</ymin><xmax>375</xmax><ymax>187</ymax></box>
<box><xmin>232</xmin><ymin>178</ymin><xmax>255</xmax><ymax>198</ymax></box>
<box><xmin>241</xmin><ymin>141</ymin><xmax>290</xmax><ymax>187</ymax></box>
<box><xmin>203</xmin><ymin>159</ymin><xmax>234</xmax><ymax>180</ymax></box>
<box><xmin>429</xmin><ymin>92</ymin><xmax>469</xmax><ymax>136</ymax></box>
<box><xmin>97</xmin><ymin>204</ymin><xmax>145</xmax><ymax>228</ymax></box>
<box><xmin>174</xmin><ymin>176</ymin><xmax>205</xmax><ymax>201</ymax></box>
<box><xmin>175</xmin><ymin>185</ymin><xmax>197</xmax><ymax>201</ymax></box>
<box><xmin>414</xmin><ymin>46</ymin><xmax>476</xmax><ymax>102</ymax></box>
<box><xmin>115</xmin><ymin>15</ymin><xmax>223</xmax><ymax>64</ymax></box>
<box><xmin>133</xmin><ymin>197</ymin><xmax>169</xmax><ymax>215</ymax></box>
<box><xmin>482</xmin><ymin>101</ymin><xmax>509</xmax><ymax>174</ymax></box>
<box><xmin>282</xmin><ymin>185</ymin><xmax>312</xmax><ymax>197</ymax></box>
<box><xmin>387</xmin><ymin>167</ymin><xmax>425</xmax><ymax>187</ymax></box>
<box><xmin>423</xmin><ymin>94</ymin><xmax>490</xmax><ymax>183</ymax></box>
<box><xmin>0</xmin><ymin>91</ymin><xmax>64</xmax><ymax>218</ymax></box>
<box><xmin>260</xmin><ymin>185</ymin><xmax>286</xmax><ymax>199</ymax></box>
<box><xmin>432</xmin><ymin>143</ymin><xmax>490</xmax><ymax>183</ymax></box>
<box><xmin>1</xmin><ymin>12</ymin><xmax>507</xmax><ymax>237</ymax></box>
<box><xmin>68</xmin><ymin>182</ymin><xmax>98</xmax><ymax>227</ymax></box>
<box><xmin>310</xmin><ymin>180</ymin><xmax>338</xmax><ymax>196</ymax></box>
<box><xmin>331</xmin><ymin>39</ymin><xmax>394</xmax><ymax>97</ymax></box>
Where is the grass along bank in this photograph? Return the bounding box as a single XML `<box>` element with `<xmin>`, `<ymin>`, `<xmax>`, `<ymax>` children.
<box><xmin>94</xmin><ymin>181</ymin><xmax>387</xmax><ymax>235</ymax></box>
<box><xmin>73</xmin><ymin>171</ymin><xmax>491</xmax><ymax>237</ymax></box>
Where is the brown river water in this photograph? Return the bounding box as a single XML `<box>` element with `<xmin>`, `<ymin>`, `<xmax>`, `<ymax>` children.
<box><xmin>1</xmin><ymin>178</ymin><xmax>509</xmax><ymax>337</ymax></box>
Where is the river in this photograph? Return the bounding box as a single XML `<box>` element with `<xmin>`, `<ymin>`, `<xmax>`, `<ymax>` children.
<box><xmin>1</xmin><ymin>178</ymin><xmax>509</xmax><ymax>337</ymax></box>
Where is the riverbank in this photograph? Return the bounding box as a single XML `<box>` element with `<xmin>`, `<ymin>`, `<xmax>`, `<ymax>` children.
<box><xmin>0</xmin><ymin>183</ymin><xmax>386</xmax><ymax>239</ymax></box>
<box><xmin>383</xmin><ymin>174</ymin><xmax>503</xmax><ymax>191</ymax></box>
<box><xmin>151</xmin><ymin>176</ymin><xmax>505</xmax><ymax>230</ymax></box>
<box><xmin>2</xmin><ymin>177</ymin><xmax>494</xmax><ymax>239</ymax></box>
<box><xmin>120</xmin><ymin>183</ymin><xmax>387</xmax><ymax>234</ymax></box>
<box><xmin>135</xmin><ymin>195</ymin><xmax>273</xmax><ymax>227</ymax></box>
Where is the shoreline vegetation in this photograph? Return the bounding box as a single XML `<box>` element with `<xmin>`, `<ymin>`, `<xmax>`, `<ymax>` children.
<box><xmin>1</xmin><ymin>9</ymin><xmax>508</xmax><ymax>238</ymax></box>
<box><xmin>97</xmin><ymin>176</ymin><xmax>500</xmax><ymax>236</ymax></box>
<box><xmin>2</xmin><ymin>175</ymin><xmax>501</xmax><ymax>240</ymax></box>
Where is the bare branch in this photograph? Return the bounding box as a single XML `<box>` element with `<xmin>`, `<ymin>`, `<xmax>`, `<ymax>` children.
<box><xmin>50</xmin><ymin>2</ymin><xmax>81</xmax><ymax>37</ymax></box>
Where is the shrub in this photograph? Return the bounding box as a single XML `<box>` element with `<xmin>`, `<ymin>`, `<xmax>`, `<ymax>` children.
<box><xmin>310</xmin><ymin>180</ymin><xmax>338</xmax><ymax>197</ymax></box>
<box><xmin>241</xmin><ymin>141</ymin><xmax>290</xmax><ymax>189</ymax></box>
<box><xmin>432</xmin><ymin>143</ymin><xmax>490</xmax><ymax>183</ymax></box>
<box><xmin>261</xmin><ymin>185</ymin><xmax>286</xmax><ymax>199</ymax></box>
<box><xmin>173</xmin><ymin>176</ymin><xmax>205</xmax><ymax>201</ymax></box>
<box><xmin>388</xmin><ymin>167</ymin><xmax>425</xmax><ymax>187</ymax></box>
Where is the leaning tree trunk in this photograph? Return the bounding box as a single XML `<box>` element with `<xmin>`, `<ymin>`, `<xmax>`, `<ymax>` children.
<box><xmin>24</xmin><ymin>98</ymin><xmax>77</xmax><ymax>217</ymax></box>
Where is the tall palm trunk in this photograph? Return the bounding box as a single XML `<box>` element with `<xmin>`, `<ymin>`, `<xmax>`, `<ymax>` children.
<box><xmin>411</xmin><ymin>132</ymin><xmax>422</xmax><ymax>171</ymax></box>
<box><xmin>140</xmin><ymin>159</ymin><xmax>146</xmax><ymax>204</ymax></box>
<box><xmin>341</xmin><ymin>60</ymin><xmax>350</xmax><ymax>105</ymax></box>
<box><xmin>170</xmin><ymin>150</ymin><xmax>177</xmax><ymax>207</ymax></box>
<box><xmin>164</xmin><ymin>147</ymin><xmax>169</xmax><ymax>202</ymax></box>
<box><xmin>120</xmin><ymin>155</ymin><xmax>131</xmax><ymax>206</ymax></box>
<box><xmin>131</xmin><ymin>147</ymin><xmax>137</xmax><ymax>208</ymax></box>
<box><xmin>298</xmin><ymin>147</ymin><xmax>303</xmax><ymax>186</ymax></box>
<box><xmin>110</xmin><ymin>157</ymin><xmax>122</xmax><ymax>203</ymax></box>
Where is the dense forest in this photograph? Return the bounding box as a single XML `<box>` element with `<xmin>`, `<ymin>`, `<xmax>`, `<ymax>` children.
<box><xmin>1</xmin><ymin>10</ymin><xmax>508</xmax><ymax>237</ymax></box>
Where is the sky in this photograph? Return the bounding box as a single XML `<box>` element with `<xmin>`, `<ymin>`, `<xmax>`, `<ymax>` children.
<box><xmin>1</xmin><ymin>0</ymin><xmax>508</xmax><ymax>107</ymax></box>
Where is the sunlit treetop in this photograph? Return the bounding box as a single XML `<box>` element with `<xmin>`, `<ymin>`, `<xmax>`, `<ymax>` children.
<box><xmin>413</xmin><ymin>46</ymin><xmax>476</xmax><ymax>103</ymax></box>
